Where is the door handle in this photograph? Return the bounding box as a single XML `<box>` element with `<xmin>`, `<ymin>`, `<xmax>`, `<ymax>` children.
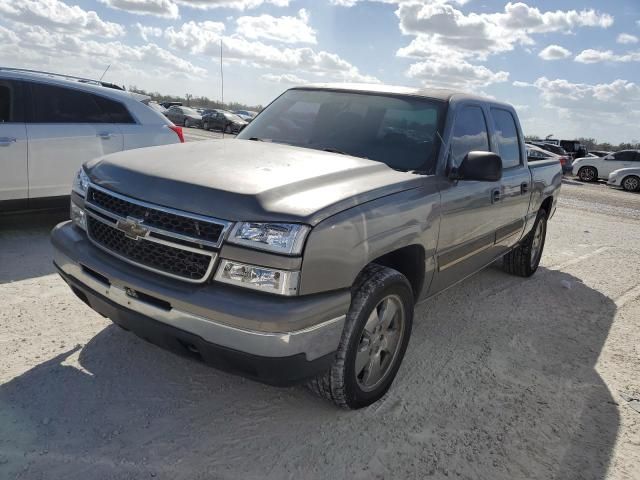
<box><xmin>521</xmin><ymin>182</ymin><xmax>529</xmax><ymax>194</ymax></box>
<box><xmin>0</xmin><ymin>137</ymin><xmax>16</xmax><ymax>146</ymax></box>
<box><xmin>492</xmin><ymin>188</ymin><xmax>501</xmax><ymax>203</ymax></box>
<box><xmin>97</xmin><ymin>132</ymin><xmax>113</xmax><ymax>140</ymax></box>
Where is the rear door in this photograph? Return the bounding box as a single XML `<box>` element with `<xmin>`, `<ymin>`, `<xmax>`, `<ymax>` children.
<box><xmin>429</xmin><ymin>104</ymin><xmax>502</xmax><ymax>294</ymax></box>
<box><xmin>490</xmin><ymin>108</ymin><xmax>531</xmax><ymax>250</ymax></box>
<box><xmin>26</xmin><ymin>82</ymin><xmax>124</xmax><ymax>199</ymax></box>
<box><xmin>0</xmin><ymin>79</ymin><xmax>28</xmax><ymax>204</ymax></box>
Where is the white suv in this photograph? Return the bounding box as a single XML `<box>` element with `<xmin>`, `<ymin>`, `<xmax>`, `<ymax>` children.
<box><xmin>572</xmin><ymin>150</ymin><xmax>640</xmax><ymax>182</ymax></box>
<box><xmin>0</xmin><ymin>68</ymin><xmax>184</xmax><ymax>212</ymax></box>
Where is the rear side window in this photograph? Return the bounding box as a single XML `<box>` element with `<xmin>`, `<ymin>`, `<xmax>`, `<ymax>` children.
<box><xmin>94</xmin><ymin>96</ymin><xmax>135</xmax><ymax>123</ymax></box>
<box><xmin>29</xmin><ymin>83</ymin><xmax>132</xmax><ymax>124</ymax></box>
<box><xmin>491</xmin><ymin>108</ymin><xmax>521</xmax><ymax>168</ymax></box>
<box><xmin>451</xmin><ymin>106</ymin><xmax>489</xmax><ymax>167</ymax></box>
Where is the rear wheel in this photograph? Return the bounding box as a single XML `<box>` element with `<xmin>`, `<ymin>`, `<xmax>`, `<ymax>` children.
<box><xmin>202</xmin><ymin>121</ymin><xmax>209</xmax><ymax>131</ymax></box>
<box><xmin>184</xmin><ymin>118</ymin><xmax>192</xmax><ymax>128</ymax></box>
<box><xmin>578</xmin><ymin>166</ymin><xmax>598</xmax><ymax>182</ymax></box>
<box><xmin>503</xmin><ymin>208</ymin><xmax>548</xmax><ymax>277</ymax></box>
<box><xmin>307</xmin><ymin>264</ymin><xmax>413</xmax><ymax>409</ymax></box>
<box><xmin>622</xmin><ymin>175</ymin><xmax>640</xmax><ymax>192</ymax></box>
<box><xmin>224</xmin><ymin>124</ymin><xmax>232</xmax><ymax>134</ymax></box>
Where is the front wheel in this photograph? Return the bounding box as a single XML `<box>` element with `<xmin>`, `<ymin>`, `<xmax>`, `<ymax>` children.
<box><xmin>224</xmin><ymin>124</ymin><xmax>232</xmax><ymax>134</ymax></box>
<box><xmin>503</xmin><ymin>208</ymin><xmax>548</xmax><ymax>277</ymax></box>
<box><xmin>578</xmin><ymin>166</ymin><xmax>598</xmax><ymax>182</ymax></box>
<box><xmin>184</xmin><ymin>118</ymin><xmax>192</xmax><ymax>128</ymax></box>
<box><xmin>307</xmin><ymin>264</ymin><xmax>414</xmax><ymax>409</ymax></box>
<box><xmin>202</xmin><ymin>121</ymin><xmax>209</xmax><ymax>131</ymax></box>
<box><xmin>622</xmin><ymin>175</ymin><xmax>640</xmax><ymax>192</ymax></box>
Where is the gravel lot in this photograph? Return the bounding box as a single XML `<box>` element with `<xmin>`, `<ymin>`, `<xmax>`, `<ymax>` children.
<box><xmin>1</xmin><ymin>170</ymin><xmax>639</xmax><ymax>479</ymax></box>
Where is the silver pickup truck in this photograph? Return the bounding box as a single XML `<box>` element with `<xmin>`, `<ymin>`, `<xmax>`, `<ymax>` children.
<box><xmin>52</xmin><ymin>84</ymin><xmax>561</xmax><ymax>409</ymax></box>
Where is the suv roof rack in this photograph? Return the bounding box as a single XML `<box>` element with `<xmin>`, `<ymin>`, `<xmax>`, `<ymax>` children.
<box><xmin>0</xmin><ymin>67</ymin><xmax>125</xmax><ymax>91</ymax></box>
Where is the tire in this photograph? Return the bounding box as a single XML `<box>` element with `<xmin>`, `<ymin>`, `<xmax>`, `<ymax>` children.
<box><xmin>202</xmin><ymin>121</ymin><xmax>209</xmax><ymax>131</ymax></box>
<box><xmin>578</xmin><ymin>166</ymin><xmax>598</xmax><ymax>182</ymax></box>
<box><xmin>503</xmin><ymin>208</ymin><xmax>548</xmax><ymax>277</ymax></box>
<box><xmin>307</xmin><ymin>264</ymin><xmax>414</xmax><ymax>409</ymax></box>
<box><xmin>184</xmin><ymin>118</ymin><xmax>191</xmax><ymax>128</ymax></box>
<box><xmin>621</xmin><ymin>175</ymin><xmax>640</xmax><ymax>192</ymax></box>
<box><xmin>224</xmin><ymin>124</ymin><xmax>232</xmax><ymax>134</ymax></box>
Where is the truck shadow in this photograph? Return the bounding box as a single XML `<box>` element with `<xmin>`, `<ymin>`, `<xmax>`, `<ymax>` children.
<box><xmin>0</xmin><ymin>267</ymin><xmax>619</xmax><ymax>480</ymax></box>
<box><xmin>0</xmin><ymin>211</ymin><xmax>67</xmax><ymax>284</ymax></box>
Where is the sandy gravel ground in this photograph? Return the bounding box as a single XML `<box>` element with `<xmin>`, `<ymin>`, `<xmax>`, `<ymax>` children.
<box><xmin>1</xmin><ymin>181</ymin><xmax>639</xmax><ymax>480</ymax></box>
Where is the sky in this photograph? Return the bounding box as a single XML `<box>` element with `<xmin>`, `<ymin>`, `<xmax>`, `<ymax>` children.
<box><xmin>1</xmin><ymin>0</ymin><xmax>639</xmax><ymax>143</ymax></box>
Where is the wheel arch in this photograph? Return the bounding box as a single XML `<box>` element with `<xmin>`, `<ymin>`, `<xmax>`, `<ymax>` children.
<box><xmin>368</xmin><ymin>244</ymin><xmax>426</xmax><ymax>302</ymax></box>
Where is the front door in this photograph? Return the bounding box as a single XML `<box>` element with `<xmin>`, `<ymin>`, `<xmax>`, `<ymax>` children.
<box><xmin>429</xmin><ymin>104</ymin><xmax>502</xmax><ymax>294</ymax></box>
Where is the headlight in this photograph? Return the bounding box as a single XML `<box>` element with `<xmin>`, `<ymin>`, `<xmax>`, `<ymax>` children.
<box><xmin>228</xmin><ymin>222</ymin><xmax>310</xmax><ymax>255</ymax></box>
<box><xmin>70</xmin><ymin>200</ymin><xmax>86</xmax><ymax>231</ymax></box>
<box><xmin>72</xmin><ymin>168</ymin><xmax>90</xmax><ymax>196</ymax></box>
<box><xmin>214</xmin><ymin>259</ymin><xmax>300</xmax><ymax>296</ymax></box>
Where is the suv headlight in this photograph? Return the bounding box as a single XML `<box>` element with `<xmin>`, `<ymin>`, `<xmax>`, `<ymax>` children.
<box><xmin>228</xmin><ymin>222</ymin><xmax>310</xmax><ymax>255</ymax></box>
<box><xmin>72</xmin><ymin>168</ymin><xmax>90</xmax><ymax>197</ymax></box>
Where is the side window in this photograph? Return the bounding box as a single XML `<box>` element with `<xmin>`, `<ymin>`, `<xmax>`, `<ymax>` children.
<box><xmin>94</xmin><ymin>96</ymin><xmax>135</xmax><ymax>124</ymax></box>
<box><xmin>30</xmin><ymin>83</ymin><xmax>111</xmax><ymax>123</ymax></box>
<box><xmin>612</xmin><ymin>151</ymin><xmax>635</xmax><ymax>161</ymax></box>
<box><xmin>450</xmin><ymin>106</ymin><xmax>489</xmax><ymax>167</ymax></box>
<box><xmin>0</xmin><ymin>80</ymin><xmax>23</xmax><ymax>123</ymax></box>
<box><xmin>491</xmin><ymin>108</ymin><xmax>521</xmax><ymax>168</ymax></box>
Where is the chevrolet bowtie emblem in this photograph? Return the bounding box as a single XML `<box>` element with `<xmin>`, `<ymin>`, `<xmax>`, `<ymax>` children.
<box><xmin>116</xmin><ymin>217</ymin><xmax>149</xmax><ymax>240</ymax></box>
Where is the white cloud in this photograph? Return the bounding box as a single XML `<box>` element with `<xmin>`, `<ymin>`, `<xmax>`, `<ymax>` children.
<box><xmin>406</xmin><ymin>55</ymin><xmax>509</xmax><ymax>90</ymax></box>
<box><xmin>236</xmin><ymin>9</ymin><xmax>316</xmax><ymax>44</ymax></box>
<box><xmin>0</xmin><ymin>0</ymin><xmax>124</xmax><ymax>38</ymax></box>
<box><xmin>176</xmin><ymin>0</ymin><xmax>289</xmax><ymax>10</ymax></box>
<box><xmin>617</xmin><ymin>33</ymin><xmax>638</xmax><ymax>45</ymax></box>
<box><xmin>513</xmin><ymin>80</ymin><xmax>533</xmax><ymax>87</ymax></box>
<box><xmin>135</xmin><ymin>22</ymin><xmax>163</xmax><ymax>41</ymax></box>
<box><xmin>99</xmin><ymin>0</ymin><xmax>178</xmax><ymax>19</ymax></box>
<box><xmin>538</xmin><ymin>44</ymin><xmax>571</xmax><ymax>60</ymax></box>
<box><xmin>165</xmin><ymin>20</ymin><xmax>226</xmax><ymax>51</ymax></box>
<box><xmin>575</xmin><ymin>48</ymin><xmax>640</xmax><ymax>63</ymax></box>
<box><xmin>261</xmin><ymin>73</ymin><xmax>307</xmax><ymax>84</ymax></box>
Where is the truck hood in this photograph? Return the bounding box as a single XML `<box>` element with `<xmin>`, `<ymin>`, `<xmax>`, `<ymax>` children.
<box><xmin>85</xmin><ymin>139</ymin><xmax>425</xmax><ymax>225</ymax></box>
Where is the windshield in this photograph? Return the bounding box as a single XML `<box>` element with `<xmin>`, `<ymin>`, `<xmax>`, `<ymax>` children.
<box><xmin>237</xmin><ymin>89</ymin><xmax>445</xmax><ymax>172</ymax></box>
<box><xmin>181</xmin><ymin>107</ymin><xmax>199</xmax><ymax>115</ymax></box>
<box><xmin>225</xmin><ymin>112</ymin><xmax>244</xmax><ymax>122</ymax></box>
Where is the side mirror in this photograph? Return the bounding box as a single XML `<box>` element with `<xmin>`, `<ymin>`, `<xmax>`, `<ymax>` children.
<box><xmin>451</xmin><ymin>151</ymin><xmax>502</xmax><ymax>182</ymax></box>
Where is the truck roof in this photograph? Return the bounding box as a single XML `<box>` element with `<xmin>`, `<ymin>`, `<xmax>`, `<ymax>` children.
<box><xmin>295</xmin><ymin>83</ymin><xmax>509</xmax><ymax>107</ymax></box>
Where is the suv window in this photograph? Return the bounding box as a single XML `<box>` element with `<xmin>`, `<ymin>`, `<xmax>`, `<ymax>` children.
<box><xmin>451</xmin><ymin>106</ymin><xmax>489</xmax><ymax>167</ymax></box>
<box><xmin>30</xmin><ymin>83</ymin><xmax>126</xmax><ymax>124</ymax></box>
<box><xmin>94</xmin><ymin>96</ymin><xmax>135</xmax><ymax>124</ymax></box>
<box><xmin>491</xmin><ymin>108</ymin><xmax>521</xmax><ymax>168</ymax></box>
<box><xmin>611</xmin><ymin>151</ymin><xmax>637</xmax><ymax>161</ymax></box>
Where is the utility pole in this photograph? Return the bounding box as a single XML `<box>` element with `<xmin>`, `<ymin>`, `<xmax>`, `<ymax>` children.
<box><xmin>220</xmin><ymin>39</ymin><xmax>224</xmax><ymax>107</ymax></box>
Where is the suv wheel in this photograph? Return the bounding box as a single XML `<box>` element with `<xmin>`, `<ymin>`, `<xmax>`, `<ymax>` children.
<box><xmin>622</xmin><ymin>175</ymin><xmax>640</xmax><ymax>192</ymax></box>
<box><xmin>578</xmin><ymin>166</ymin><xmax>597</xmax><ymax>182</ymax></box>
<box><xmin>503</xmin><ymin>208</ymin><xmax>548</xmax><ymax>277</ymax></box>
<box><xmin>307</xmin><ymin>264</ymin><xmax>413</xmax><ymax>409</ymax></box>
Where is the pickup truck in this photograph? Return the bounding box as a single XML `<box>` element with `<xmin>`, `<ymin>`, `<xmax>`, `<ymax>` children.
<box><xmin>51</xmin><ymin>84</ymin><xmax>562</xmax><ymax>409</ymax></box>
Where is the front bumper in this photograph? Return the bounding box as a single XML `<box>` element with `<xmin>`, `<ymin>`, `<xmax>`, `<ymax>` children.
<box><xmin>52</xmin><ymin>221</ymin><xmax>349</xmax><ymax>385</ymax></box>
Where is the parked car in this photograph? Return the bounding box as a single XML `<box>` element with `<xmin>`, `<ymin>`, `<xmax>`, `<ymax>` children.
<box><xmin>0</xmin><ymin>67</ymin><xmax>183</xmax><ymax>213</ymax></box>
<box><xmin>52</xmin><ymin>84</ymin><xmax>561</xmax><ymax>409</ymax></box>
<box><xmin>530</xmin><ymin>142</ymin><xmax>568</xmax><ymax>157</ymax></box>
<box><xmin>164</xmin><ymin>106</ymin><xmax>202</xmax><ymax>128</ymax></box>
<box><xmin>572</xmin><ymin>150</ymin><xmax>640</xmax><ymax>182</ymax></box>
<box><xmin>234</xmin><ymin>110</ymin><xmax>258</xmax><ymax>122</ymax></box>
<box><xmin>160</xmin><ymin>101</ymin><xmax>182</xmax><ymax>109</ymax></box>
<box><xmin>526</xmin><ymin>143</ymin><xmax>571</xmax><ymax>174</ymax></box>
<box><xmin>607</xmin><ymin>167</ymin><xmax>640</xmax><ymax>192</ymax></box>
<box><xmin>202</xmin><ymin>110</ymin><xmax>247</xmax><ymax>133</ymax></box>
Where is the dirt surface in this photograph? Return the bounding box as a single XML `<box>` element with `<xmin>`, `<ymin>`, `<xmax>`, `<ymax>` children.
<box><xmin>1</xmin><ymin>182</ymin><xmax>639</xmax><ymax>480</ymax></box>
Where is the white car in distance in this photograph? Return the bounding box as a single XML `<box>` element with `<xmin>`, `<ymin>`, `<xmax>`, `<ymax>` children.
<box><xmin>0</xmin><ymin>68</ymin><xmax>184</xmax><ymax>213</ymax></box>
<box><xmin>572</xmin><ymin>150</ymin><xmax>640</xmax><ymax>182</ymax></box>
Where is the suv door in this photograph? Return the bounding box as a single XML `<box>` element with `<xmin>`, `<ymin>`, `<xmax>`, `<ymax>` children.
<box><xmin>490</xmin><ymin>108</ymin><xmax>531</xmax><ymax>251</ymax></box>
<box><xmin>0</xmin><ymin>79</ymin><xmax>28</xmax><ymax>205</ymax></box>
<box><xmin>429</xmin><ymin>104</ymin><xmax>502</xmax><ymax>294</ymax></box>
<box><xmin>602</xmin><ymin>150</ymin><xmax>636</xmax><ymax>177</ymax></box>
<box><xmin>26</xmin><ymin>82</ymin><xmax>124</xmax><ymax>199</ymax></box>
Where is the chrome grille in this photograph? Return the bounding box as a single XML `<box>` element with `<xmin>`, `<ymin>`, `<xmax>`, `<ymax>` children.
<box><xmin>84</xmin><ymin>184</ymin><xmax>231</xmax><ymax>283</ymax></box>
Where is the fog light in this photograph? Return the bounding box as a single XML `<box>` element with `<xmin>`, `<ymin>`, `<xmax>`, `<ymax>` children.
<box><xmin>214</xmin><ymin>259</ymin><xmax>299</xmax><ymax>296</ymax></box>
<box><xmin>70</xmin><ymin>201</ymin><xmax>86</xmax><ymax>231</ymax></box>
